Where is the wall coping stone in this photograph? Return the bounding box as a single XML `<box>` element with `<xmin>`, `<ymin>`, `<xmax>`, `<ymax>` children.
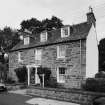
<box><xmin>28</xmin><ymin>86</ymin><xmax>105</xmax><ymax>97</ymax></box>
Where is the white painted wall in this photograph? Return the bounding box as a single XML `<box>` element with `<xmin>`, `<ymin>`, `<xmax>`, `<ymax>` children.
<box><xmin>86</xmin><ymin>25</ymin><xmax>98</xmax><ymax>78</ymax></box>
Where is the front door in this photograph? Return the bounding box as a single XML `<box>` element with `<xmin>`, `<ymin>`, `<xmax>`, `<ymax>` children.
<box><xmin>30</xmin><ymin>67</ymin><xmax>40</xmax><ymax>85</ymax></box>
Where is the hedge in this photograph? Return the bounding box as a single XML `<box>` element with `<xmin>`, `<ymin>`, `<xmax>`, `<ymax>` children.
<box><xmin>82</xmin><ymin>78</ymin><xmax>105</xmax><ymax>92</ymax></box>
<box><xmin>15</xmin><ymin>66</ymin><xmax>27</xmax><ymax>83</ymax></box>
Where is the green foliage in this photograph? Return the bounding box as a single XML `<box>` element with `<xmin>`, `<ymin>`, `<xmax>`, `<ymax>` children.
<box><xmin>95</xmin><ymin>71</ymin><xmax>105</xmax><ymax>78</ymax></box>
<box><xmin>0</xmin><ymin>27</ymin><xmax>20</xmax><ymax>52</ymax></box>
<box><xmin>20</xmin><ymin>18</ymin><xmax>42</xmax><ymax>34</ymax></box>
<box><xmin>98</xmin><ymin>38</ymin><xmax>105</xmax><ymax>72</ymax></box>
<box><xmin>20</xmin><ymin>16</ymin><xmax>63</xmax><ymax>34</ymax></box>
<box><xmin>37</xmin><ymin>66</ymin><xmax>51</xmax><ymax>86</ymax></box>
<box><xmin>82</xmin><ymin>71</ymin><xmax>105</xmax><ymax>92</ymax></box>
<box><xmin>82</xmin><ymin>78</ymin><xmax>105</xmax><ymax>92</ymax></box>
<box><xmin>15</xmin><ymin>66</ymin><xmax>27</xmax><ymax>83</ymax></box>
<box><xmin>46</xmin><ymin>77</ymin><xmax>58</xmax><ymax>88</ymax></box>
<box><xmin>5</xmin><ymin>77</ymin><xmax>15</xmax><ymax>84</ymax></box>
<box><xmin>0</xmin><ymin>63</ymin><xmax>8</xmax><ymax>82</ymax></box>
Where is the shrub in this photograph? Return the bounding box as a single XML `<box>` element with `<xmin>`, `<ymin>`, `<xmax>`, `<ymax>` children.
<box><xmin>15</xmin><ymin>66</ymin><xmax>27</xmax><ymax>83</ymax></box>
<box><xmin>95</xmin><ymin>71</ymin><xmax>105</xmax><ymax>78</ymax></box>
<box><xmin>46</xmin><ymin>77</ymin><xmax>58</xmax><ymax>88</ymax></box>
<box><xmin>82</xmin><ymin>78</ymin><xmax>105</xmax><ymax>92</ymax></box>
<box><xmin>37</xmin><ymin>66</ymin><xmax>51</xmax><ymax>86</ymax></box>
<box><xmin>5</xmin><ymin>77</ymin><xmax>15</xmax><ymax>84</ymax></box>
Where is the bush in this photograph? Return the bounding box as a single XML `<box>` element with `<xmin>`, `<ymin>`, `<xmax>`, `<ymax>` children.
<box><xmin>37</xmin><ymin>66</ymin><xmax>51</xmax><ymax>86</ymax></box>
<box><xmin>82</xmin><ymin>78</ymin><xmax>105</xmax><ymax>92</ymax></box>
<box><xmin>95</xmin><ymin>71</ymin><xmax>105</xmax><ymax>78</ymax></box>
<box><xmin>46</xmin><ymin>77</ymin><xmax>58</xmax><ymax>88</ymax></box>
<box><xmin>15</xmin><ymin>66</ymin><xmax>27</xmax><ymax>83</ymax></box>
<box><xmin>5</xmin><ymin>77</ymin><xmax>15</xmax><ymax>84</ymax></box>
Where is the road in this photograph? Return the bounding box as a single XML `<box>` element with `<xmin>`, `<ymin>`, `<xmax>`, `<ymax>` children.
<box><xmin>0</xmin><ymin>92</ymin><xmax>33</xmax><ymax>105</ymax></box>
<box><xmin>0</xmin><ymin>91</ymin><xmax>79</xmax><ymax>105</ymax></box>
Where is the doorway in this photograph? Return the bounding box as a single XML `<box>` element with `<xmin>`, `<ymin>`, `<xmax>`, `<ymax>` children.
<box><xmin>27</xmin><ymin>65</ymin><xmax>40</xmax><ymax>86</ymax></box>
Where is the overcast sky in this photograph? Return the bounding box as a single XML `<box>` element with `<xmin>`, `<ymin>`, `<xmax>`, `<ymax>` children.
<box><xmin>0</xmin><ymin>0</ymin><xmax>105</xmax><ymax>41</ymax></box>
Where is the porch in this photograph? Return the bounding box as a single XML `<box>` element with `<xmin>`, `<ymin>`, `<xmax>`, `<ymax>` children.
<box><xmin>26</xmin><ymin>64</ymin><xmax>40</xmax><ymax>86</ymax></box>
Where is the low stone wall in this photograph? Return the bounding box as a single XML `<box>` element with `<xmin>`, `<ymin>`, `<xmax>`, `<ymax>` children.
<box><xmin>6</xmin><ymin>83</ymin><xmax>27</xmax><ymax>90</ymax></box>
<box><xmin>26</xmin><ymin>86</ymin><xmax>105</xmax><ymax>105</ymax></box>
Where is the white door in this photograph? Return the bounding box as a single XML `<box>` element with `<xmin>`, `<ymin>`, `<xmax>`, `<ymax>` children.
<box><xmin>35</xmin><ymin>67</ymin><xmax>40</xmax><ymax>84</ymax></box>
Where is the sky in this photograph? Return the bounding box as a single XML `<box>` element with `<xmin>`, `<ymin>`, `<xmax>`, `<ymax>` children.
<box><xmin>0</xmin><ymin>0</ymin><xmax>105</xmax><ymax>41</ymax></box>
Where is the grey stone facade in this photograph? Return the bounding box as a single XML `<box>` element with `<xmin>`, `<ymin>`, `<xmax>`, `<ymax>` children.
<box><xmin>9</xmin><ymin>39</ymin><xmax>86</xmax><ymax>88</ymax></box>
<box><xmin>9</xmin><ymin>10</ymin><xmax>96</xmax><ymax>89</ymax></box>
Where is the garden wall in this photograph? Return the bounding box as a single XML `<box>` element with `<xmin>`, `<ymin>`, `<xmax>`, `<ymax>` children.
<box><xmin>26</xmin><ymin>86</ymin><xmax>105</xmax><ymax>105</ymax></box>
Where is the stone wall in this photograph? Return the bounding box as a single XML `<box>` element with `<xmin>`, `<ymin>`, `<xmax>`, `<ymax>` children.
<box><xmin>27</xmin><ymin>86</ymin><xmax>105</xmax><ymax>105</ymax></box>
<box><xmin>9</xmin><ymin>39</ymin><xmax>86</xmax><ymax>88</ymax></box>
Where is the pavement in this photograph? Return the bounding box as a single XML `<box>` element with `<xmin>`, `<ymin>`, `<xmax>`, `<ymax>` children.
<box><xmin>9</xmin><ymin>89</ymin><xmax>27</xmax><ymax>95</ymax></box>
<box><xmin>9</xmin><ymin>89</ymin><xmax>79</xmax><ymax>105</ymax></box>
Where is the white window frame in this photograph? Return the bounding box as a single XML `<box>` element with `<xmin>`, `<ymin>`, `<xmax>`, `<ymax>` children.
<box><xmin>18</xmin><ymin>51</ymin><xmax>23</xmax><ymax>63</ymax></box>
<box><xmin>24</xmin><ymin>37</ymin><xmax>30</xmax><ymax>45</ymax></box>
<box><xmin>57</xmin><ymin>45</ymin><xmax>66</xmax><ymax>59</ymax></box>
<box><xmin>35</xmin><ymin>49</ymin><xmax>42</xmax><ymax>61</ymax></box>
<box><xmin>57</xmin><ymin>67</ymin><xmax>66</xmax><ymax>83</ymax></box>
<box><xmin>40</xmin><ymin>32</ymin><xmax>48</xmax><ymax>42</ymax></box>
<box><xmin>61</xmin><ymin>26</ymin><xmax>70</xmax><ymax>38</ymax></box>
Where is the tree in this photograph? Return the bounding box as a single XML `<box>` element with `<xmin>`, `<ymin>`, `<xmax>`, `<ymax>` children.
<box><xmin>98</xmin><ymin>38</ymin><xmax>105</xmax><ymax>71</ymax></box>
<box><xmin>0</xmin><ymin>27</ymin><xmax>20</xmax><ymax>82</ymax></box>
<box><xmin>20</xmin><ymin>18</ymin><xmax>42</xmax><ymax>34</ymax></box>
<box><xmin>0</xmin><ymin>27</ymin><xmax>20</xmax><ymax>52</ymax></box>
<box><xmin>20</xmin><ymin>16</ymin><xmax>63</xmax><ymax>34</ymax></box>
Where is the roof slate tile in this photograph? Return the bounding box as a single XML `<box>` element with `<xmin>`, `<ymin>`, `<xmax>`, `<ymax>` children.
<box><xmin>10</xmin><ymin>22</ymin><xmax>91</xmax><ymax>52</ymax></box>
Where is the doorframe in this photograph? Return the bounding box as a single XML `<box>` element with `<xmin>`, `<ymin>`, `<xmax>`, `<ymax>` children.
<box><xmin>26</xmin><ymin>64</ymin><xmax>39</xmax><ymax>86</ymax></box>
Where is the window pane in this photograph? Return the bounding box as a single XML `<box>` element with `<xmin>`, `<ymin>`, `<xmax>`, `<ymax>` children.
<box><xmin>24</xmin><ymin>37</ymin><xmax>29</xmax><ymax>45</ymax></box>
<box><xmin>35</xmin><ymin>49</ymin><xmax>42</xmax><ymax>60</ymax></box>
<box><xmin>18</xmin><ymin>52</ymin><xmax>23</xmax><ymax>62</ymax></box>
<box><xmin>63</xmin><ymin>28</ymin><xmax>68</xmax><ymax>35</ymax></box>
<box><xmin>61</xmin><ymin>27</ymin><xmax>70</xmax><ymax>37</ymax></box>
<box><xmin>57</xmin><ymin>46</ymin><xmax>66</xmax><ymax>58</ymax></box>
<box><xmin>41</xmin><ymin>32</ymin><xmax>47</xmax><ymax>42</ymax></box>
<box><xmin>59</xmin><ymin>75</ymin><xmax>65</xmax><ymax>82</ymax></box>
<box><xmin>59</xmin><ymin>67</ymin><xmax>65</xmax><ymax>74</ymax></box>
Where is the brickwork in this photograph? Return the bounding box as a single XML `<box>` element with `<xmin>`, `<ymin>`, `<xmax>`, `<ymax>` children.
<box><xmin>9</xmin><ymin>39</ymin><xmax>86</xmax><ymax>88</ymax></box>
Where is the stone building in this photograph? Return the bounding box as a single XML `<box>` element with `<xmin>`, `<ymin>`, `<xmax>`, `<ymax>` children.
<box><xmin>9</xmin><ymin>10</ymin><xmax>98</xmax><ymax>89</ymax></box>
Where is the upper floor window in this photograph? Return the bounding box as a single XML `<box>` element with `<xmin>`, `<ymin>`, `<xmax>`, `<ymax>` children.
<box><xmin>57</xmin><ymin>45</ymin><xmax>66</xmax><ymax>58</ymax></box>
<box><xmin>18</xmin><ymin>51</ymin><xmax>23</xmax><ymax>63</ymax></box>
<box><xmin>40</xmin><ymin>31</ymin><xmax>47</xmax><ymax>42</ymax></box>
<box><xmin>35</xmin><ymin>49</ymin><xmax>42</xmax><ymax>61</ymax></box>
<box><xmin>24</xmin><ymin>37</ymin><xmax>30</xmax><ymax>45</ymax></box>
<box><xmin>61</xmin><ymin>27</ymin><xmax>70</xmax><ymax>38</ymax></box>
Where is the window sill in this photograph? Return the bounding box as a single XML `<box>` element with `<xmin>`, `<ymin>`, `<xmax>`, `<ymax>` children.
<box><xmin>61</xmin><ymin>35</ymin><xmax>69</xmax><ymax>38</ymax></box>
<box><xmin>57</xmin><ymin>81</ymin><xmax>65</xmax><ymax>83</ymax></box>
<box><xmin>56</xmin><ymin>57</ymin><xmax>66</xmax><ymax>61</ymax></box>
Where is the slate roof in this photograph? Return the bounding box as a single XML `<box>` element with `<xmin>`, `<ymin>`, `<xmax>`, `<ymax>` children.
<box><xmin>10</xmin><ymin>22</ymin><xmax>91</xmax><ymax>52</ymax></box>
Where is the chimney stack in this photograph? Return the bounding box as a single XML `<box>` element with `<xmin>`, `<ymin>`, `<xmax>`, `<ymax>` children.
<box><xmin>86</xmin><ymin>6</ymin><xmax>96</xmax><ymax>27</ymax></box>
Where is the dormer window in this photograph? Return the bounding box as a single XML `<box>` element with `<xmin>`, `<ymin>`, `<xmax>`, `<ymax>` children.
<box><xmin>40</xmin><ymin>31</ymin><xmax>47</xmax><ymax>42</ymax></box>
<box><xmin>61</xmin><ymin>26</ymin><xmax>70</xmax><ymax>38</ymax></box>
<box><xmin>24</xmin><ymin>37</ymin><xmax>30</xmax><ymax>45</ymax></box>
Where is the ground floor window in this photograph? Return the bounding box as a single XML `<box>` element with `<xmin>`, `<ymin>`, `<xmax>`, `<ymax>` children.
<box><xmin>57</xmin><ymin>67</ymin><xmax>66</xmax><ymax>83</ymax></box>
